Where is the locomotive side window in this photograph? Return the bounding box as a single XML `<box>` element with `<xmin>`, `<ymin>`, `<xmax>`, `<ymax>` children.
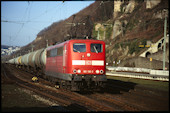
<box><xmin>57</xmin><ymin>47</ymin><xmax>63</xmax><ymax>56</ymax></box>
<box><xmin>91</xmin><ymin>43</ymin><xmax>102</xmax><ymax>53</ymax></box>
<box><xmin>50</xmin><ymin>48</ymin><xmax>57</xmax><ymax>57</ymax></box>
<box><xmin>47</xmin><ymin>46</ymin><xmax>63</xmax><ymax>57</ymax></box>
<box><xmin>73</xmin><ymin>43</ymin><xmax>86</xmax><ymax>52</ymax></box>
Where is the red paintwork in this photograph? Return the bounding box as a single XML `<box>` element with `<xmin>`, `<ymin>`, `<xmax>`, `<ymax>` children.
<box><xmin>46</xmin><ymin>41</ymin><xmax>67</xmax><ymax>74</ymax></box>
<box><xmin>45</xmin><ymin>39</ymin><xmax>105</xmax><ymax>76</ymax></box>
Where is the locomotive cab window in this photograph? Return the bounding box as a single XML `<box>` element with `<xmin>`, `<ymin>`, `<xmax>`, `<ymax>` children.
<box><xmin>73</xmin><ymin>43</ymin><xmax>86</xmax><ymax>52</ymax></box>
<box><xmin>91</xmin><ymin>43</ymin><xmax>102</xmax><ymax>53</ymax></box>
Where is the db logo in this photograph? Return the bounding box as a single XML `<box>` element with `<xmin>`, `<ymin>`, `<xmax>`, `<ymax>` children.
<box><xmin>85</xmin><ymin>60</ymin><xmax>92</xmax><ymax>65</ymax></box>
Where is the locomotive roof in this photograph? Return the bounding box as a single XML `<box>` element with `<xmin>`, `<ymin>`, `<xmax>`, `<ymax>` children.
<box><xmin>47</xmin><ymin>39</ymin><xmax>105</xmax><ymax>50</ymax></box>
<box><xmin>69</xmin><ymin>39</ymin><xmax>105</xmax><ymax>42</ymax></box>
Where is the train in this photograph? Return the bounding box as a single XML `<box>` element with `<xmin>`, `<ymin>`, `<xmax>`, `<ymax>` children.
<box><xmin>8</xmin><ymin>39</ymin><xmax>107</xmax><ymax>91</ymax></box>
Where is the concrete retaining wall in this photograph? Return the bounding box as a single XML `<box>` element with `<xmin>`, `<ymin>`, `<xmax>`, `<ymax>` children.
<box><xmin>150</xmin><ymin>70</ymin><xmax>169</xmax><ymax>76</ymax></box>
<box><xmin>107</xmin><ymin>66</ymin><xmax>169</xmax><ymax>76</ymax></box>
<box><xmin>107</xmin><ymin>66</ymin><xmax>151</xmax><ymax>73</ymax></box>
<box><xmin>119</xmin><ymin>57</ymin><xmax>169</xmax><ymax>70</ymax></box>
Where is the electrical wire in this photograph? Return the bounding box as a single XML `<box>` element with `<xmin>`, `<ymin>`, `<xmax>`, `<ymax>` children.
<box><xmin>29</xmin><ymin>2</ymin><xmax>62</xmax><ymax>21</ymax></box>
<box><xmin>50</xmin><ymin>2</ymin><xmax>63</xmax><ymax>22</ymax></box>
<box><xmin>2</xmin><ymin>1</ymin><xmax>98</xmax><ymax>46</ymax></box>
<box><xmin>1</xmin><ymin>20</ymin><xmax>24</xmax><ymax>24</ymax></box>
<box><xmin>1</xmin><ymin>20</ymin><xmax>55</xmax><ymax>23</ymax></box>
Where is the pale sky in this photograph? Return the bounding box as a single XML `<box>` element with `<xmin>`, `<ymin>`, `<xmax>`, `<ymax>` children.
<box><xmin>1</xmin><ymin>1</ymin><xmax>95</xmax><ymax>46</ymax></box>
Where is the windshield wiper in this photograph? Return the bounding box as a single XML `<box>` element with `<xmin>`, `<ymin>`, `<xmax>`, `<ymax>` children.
<box><xmin>73</xmin><ymin>48</ymin><xmax>80</xmax><ymax>53</ymax></box>
<box><xmin>93</xmin><ymin>46</ymin><xmax>98</xmax><ymax>53</ymax></box>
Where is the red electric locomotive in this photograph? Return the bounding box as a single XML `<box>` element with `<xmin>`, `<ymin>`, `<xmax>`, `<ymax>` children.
<box><xmin>45</xmin><ymin>39</ymin><xmax>107</xmax><ymax>91</ymax></box>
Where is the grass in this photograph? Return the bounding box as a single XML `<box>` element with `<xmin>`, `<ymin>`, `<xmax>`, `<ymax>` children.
<box><xmin>106</xmin><ymin>75</ymin><xmax>169</xmax><ymax>91</ymax></box>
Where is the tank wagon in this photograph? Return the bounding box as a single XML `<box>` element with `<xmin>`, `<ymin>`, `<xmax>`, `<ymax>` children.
<box><xmin>8</xmin><ymin>39</ymin><xmax>107</xmax><ymax>91</ymax></box>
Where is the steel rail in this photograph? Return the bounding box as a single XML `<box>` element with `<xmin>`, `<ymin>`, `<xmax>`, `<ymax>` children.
<box><xmin>6</xmin><ymin>64</ymin><xmax>115</xmax><ymax>111</ymax></box>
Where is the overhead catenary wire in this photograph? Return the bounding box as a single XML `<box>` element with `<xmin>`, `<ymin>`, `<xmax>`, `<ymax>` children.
<box><xmin>12</xmin><ymin>2</ymin><xmax>31</xmax><ymax>43</ymax></box>
<box><xmin>2</xmin><ymin>2</ymin><xmax>59</xmax><ymax>46</ymax></box>
<box><xmin>1</xmin><ymin>20</ymin><xmax>56</xmax><ymax>23</ymax></box>
<box><xmin>29</xmin><ymin>2</ymin><xmax>63</xmax><ymax>21</ymax></box>
<box><xmin>2</xmin><ymin>1</ymin><xmax>99</xmax><ymax>47</ymax></box>
<box><xmin>1</xmin><ymin>20</ymin><xmax>24</xmax><ymax>24</ymax></box>
<box><xmin>50</xmin><ymin>2</ymin><xmax>63</xmax><ymax>22</ymax></box>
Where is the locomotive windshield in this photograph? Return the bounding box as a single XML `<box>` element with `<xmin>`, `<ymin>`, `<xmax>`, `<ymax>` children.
<box><xmin>91</xmin><ymin>43</ymin><xmax>102</xmax><ymax>53</ymax></box>
<box><xmin>73</xmin><ymin>43</ymin><xmax>86</xmax><ymax>52</ymax></box>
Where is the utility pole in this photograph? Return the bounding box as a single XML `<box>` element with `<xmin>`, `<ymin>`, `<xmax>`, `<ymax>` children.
<box><xmin>46</xmin><ymin>40</ymin><xmax>48</xmax><ymax>47</ymax></box>
<box><xmin>31</xmin><ymin>44</ymin><xmax>34</xmax><ymax>52</ymax></box>
<box><xmin>163</xmin><ymin>9</ymin><xmax>167</xmax><ymax>70</ymax></box>
<box><xmin>97</xmin><ymin>30</ymin><xmax>100</xmax><ymax>40</ymax></box>
<box><xmin>103</xmin><ymin>25</ymin><xmax>106</xmax><ymax>40</ymax></box>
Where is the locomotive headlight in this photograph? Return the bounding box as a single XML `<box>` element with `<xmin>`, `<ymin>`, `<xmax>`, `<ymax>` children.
<box><xmin>77</xmin><ymin>69</ymin><xmax>81</xmax><ymax>73</ymax></box>
<box><xmin>87</xmin><ymin>53</ymin><xmax>91</xmax><ymax>57</ymax></box>
<box><xmin>100</xmin><ymin>70</ymin><xmax>104</xmax><ymax>74</ymax></box>
<box><xmin>73</xmin><ymin>69</ymin><xmax>76</xmax><ymax>73</ymax></box>
<box><xmin>96</xmin><ymin>70</ymin><xmax>99</xmax><ymax>74</ymax></box>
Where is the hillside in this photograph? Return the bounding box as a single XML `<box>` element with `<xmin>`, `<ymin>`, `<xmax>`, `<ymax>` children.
<box><xmin>103</xmin><ymin>0</ymin><xmax>169</xmax><ymax>65</ymax></box>
<box><xmin>9</xmin><ymin>0</ymin><xmax>169</xmax><ymax>65</ymax></box>
<box><xmin>11</xmin><ymin>1</ymin><xmax>113</xmax><ymax>57</ymax></box>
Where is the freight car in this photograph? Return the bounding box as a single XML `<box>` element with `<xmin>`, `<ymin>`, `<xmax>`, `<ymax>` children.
<box><xmin>8</xmin><ymin>39</ymin><xmax>107</xmax><ymax>91</ymax></box>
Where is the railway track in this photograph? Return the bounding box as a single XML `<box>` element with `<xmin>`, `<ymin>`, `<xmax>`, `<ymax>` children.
<box><xmin>5</xmin><ymin>65</ymin><xmax>114</xmax><ymax>111</ymax></box>
<box><xmin>86</xmin><ymin>93</ymin><xmax>141</xmax><ymax>111</ymax></box>
<box><xmin>2</xmin><ymin>64</ymin><xmax>114</xmax><ymax>111</ymax></box>
<box><xmin>2</xmin><ymin>63</ymin><xmax>169</xmax><ymax>111</ymax></box>
<box><xmin>81</xmin><ymin>84</ymin><xmax>146</xmax><ymax>111</ymax></box>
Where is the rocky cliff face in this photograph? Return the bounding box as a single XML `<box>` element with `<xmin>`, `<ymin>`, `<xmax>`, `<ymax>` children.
<box><xmin>93</xmin><ymin>0</ymin><xmax>168</xmax><ymax>65</ymax></box>
<box><xmin>146</xmin><ymin>0</ymin><xmax>161</xmax><ymax>9</ymax></box>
